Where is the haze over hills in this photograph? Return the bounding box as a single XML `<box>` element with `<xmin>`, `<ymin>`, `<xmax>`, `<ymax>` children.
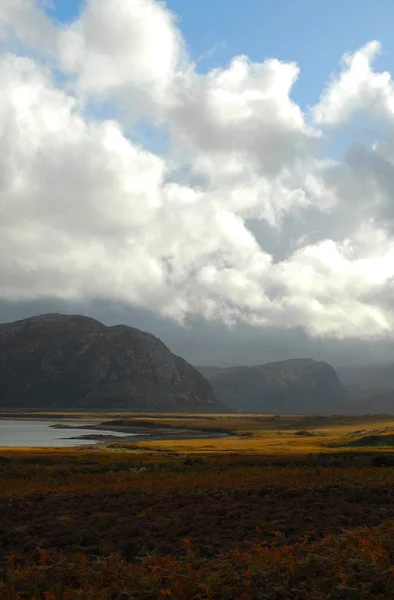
<box><xmin>0</xmin><ymin>314</ymin><xmax>228</xmax><ymax>413</ymax></box>
<box><xmin>336</xmin><ymin>364</ymin><xmax>394</xmax><ymax>414</ymax></box>
<box><xmin>338</xmin><ymin>364</ymin><xmax>394</xmax><ymax>392</ymax></box>
<box><xmin>350</xmin><ymin>390</ymin><xmax>394</xmax><ymax>415</ymax></box>
<box><xmin>198</xmin><ymin>359</ymin><xmax>350</xmax><ymax>414</ymax></box>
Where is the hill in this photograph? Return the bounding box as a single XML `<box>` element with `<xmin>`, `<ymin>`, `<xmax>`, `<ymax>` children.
<box><xmin>0</xmin><ymin>314</ymin><xmax>227</xmax><ymax>412</ymax></box>
<box><xmin>337</xmin><ymin>364</ymin><xmax>394</xmax><ymax>412</ymax></box>
<box><xmin>337</xmin><ymin>364</ymin><xmax>394</xmax><ymax>389</ymax></box>
<box><xmin>198</xmin><ymin>358</ymin><xmax>349</xmax><ymax>413</ymax></box>
<box><xmin>349</xmin><ymin>390</ymin><xmax>394</xmax><ymax>415</ymax></box>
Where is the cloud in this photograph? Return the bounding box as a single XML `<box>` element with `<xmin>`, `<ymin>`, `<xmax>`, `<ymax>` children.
<box><xmin>1</xmin><ymin>1</ymin><xmax>394</xmax><ymax>344</ymax></box>
<box><xmin>0</xmin><ymin>0</ymin><xmax>57</xmax><ymax>54</ymax></box>
<box><xmin>170</xmin><ymin>56</ymin><xmax>317</xmax><ymax>161</ymax></box>
<box><xmin>58</xmin><ymin>0</ymin><xmax>184</xmax><ymax>118</ymax></box>
<box><xmin>0</xmin><ymin>53</ymin><xmax>168</xmax><ymax>303</ymax></box>
<box><xmin>313</xmin><ymin>41</ymin><xmax>394</xmax><ymax>125</ymax></box>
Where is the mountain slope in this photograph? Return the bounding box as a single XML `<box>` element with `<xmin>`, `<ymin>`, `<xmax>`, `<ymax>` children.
<box><xmin>0</xmin><ymin>314</ymin><xmax>227</xmax><ymax>412</ymax></box>
<box><xmin>337</xmin><ymin>364</ymin><xmax>394</xmax><ymax>411</ymax></box>
<box><xmin>352</xmin><ymin>390</ymin><xmax>394</xmax><ymax>414</ymax></box>
<box><xmin>337</xmin><ymin>364</ymin><xmax>394</xmax><ymax>389</ymax></box>
<box><xmin>198</xmin><ymin>358</ymin><xmax>349</xmax><ymax>414</ymax></box>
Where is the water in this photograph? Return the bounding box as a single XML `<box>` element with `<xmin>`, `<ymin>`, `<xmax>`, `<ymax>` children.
<box><xmin>0</xmin><ymin>419</ymin><xmax>129</xmax><ymax>447</ymax></box>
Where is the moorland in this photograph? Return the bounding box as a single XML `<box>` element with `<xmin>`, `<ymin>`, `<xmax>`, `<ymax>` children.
<box><xmin>2</xmin><ymin>413</ymin><xmax>394</xmax><ymax>598</ymax></box>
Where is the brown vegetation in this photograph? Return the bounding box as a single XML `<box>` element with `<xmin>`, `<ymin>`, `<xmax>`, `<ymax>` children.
<box><xmin>2</xmin><ymin>415</ymin><xmax>394</xmax><ymax>598</ymax></box>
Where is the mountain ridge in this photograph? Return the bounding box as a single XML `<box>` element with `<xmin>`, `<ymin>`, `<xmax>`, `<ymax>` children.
<box><xmin>198</xmin><ymin>358</ymin><xmax>349</xmax><ymax>414</ymax></box>
<box><xmin>0</xmin><ymin>313</ymin><xmax>228</xmax><ymax>413</ymax></box>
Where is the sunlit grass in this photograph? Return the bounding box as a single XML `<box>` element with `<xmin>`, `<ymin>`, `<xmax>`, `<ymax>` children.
<box><xmin>102</xmin><ymin>414</ymin><xmax>394</xmax><ymax>455</ymax></box>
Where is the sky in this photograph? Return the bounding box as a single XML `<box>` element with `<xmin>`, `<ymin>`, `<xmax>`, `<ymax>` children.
<box><xmin>48</xmin><ymin>0</ymin><xmax>394</xmax><ymax>107</ymax></box>
<box><xmin>3</xmin><ymin>0</ymin><xmax>394</xmax><ymax>367</ymax></box>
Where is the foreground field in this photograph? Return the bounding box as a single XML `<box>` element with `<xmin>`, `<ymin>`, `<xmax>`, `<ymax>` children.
<box><xmin>2</xmin><ymin>414</ymin><xmax>394</xmax><ymax>599</ymax></box>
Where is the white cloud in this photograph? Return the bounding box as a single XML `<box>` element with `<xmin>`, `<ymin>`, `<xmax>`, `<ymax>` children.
<box><xmin>313</xmin><ymin>41</ymin><xmax>394</xmax><ymax>125</ymax></box>
<box><xmin>0</xmin><ymin>0</ymin><xmax>57</xmax><ymax>53</ymax></box>
<box><xmin>170</xmin><ymin>56</ymin><xmax>319</xmax><ymax>172</ymax></box>
<box><xmin>1</xmin><ymin>2</ymin><xmax>394</xmax><ymax>339</ymax></box>
<box><xmin>58</xmin><ymin>0</ymin><xmax>184</xmax><ymax>116</ymax></box>
<box><xmin>274</xmin><ymin>232</ymin><xmax>394</xmax><ymax>336</ymax></box>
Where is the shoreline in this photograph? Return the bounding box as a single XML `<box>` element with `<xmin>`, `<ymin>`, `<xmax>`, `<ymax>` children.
<box><xmin>0</xmin><ymin>418</ymin><xmax>231</xmax><ymax>449</ymax></box>
<box><xmin>51</xmin><ymin>422</ymin><xmax>231</xmax><ymax>443</ymax></box>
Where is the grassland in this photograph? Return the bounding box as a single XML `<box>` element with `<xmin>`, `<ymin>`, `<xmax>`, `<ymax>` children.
<box><xmin>2</xmin><ymin>413</ymin><xmax>394</xmax><ymax>598</ymax></box>
<box><xmin>102</xmin><ymin>413</ymin><xmax>394</xmax><ymax>455</ymax></box>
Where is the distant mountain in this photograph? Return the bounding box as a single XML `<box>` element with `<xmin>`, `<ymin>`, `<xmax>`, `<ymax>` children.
<box><xmin>352</xmin><ymin>390</ymin><xmax>394</xmax><ymax>414</ymax></box>
<box><xmin>198</xmin><ymin>358</ymin><xmax>349</xmax><ymax>414</ymax></box>
<box><xmin>338</xmin><ymin>364</ymin><xmax>394</xmax><ymax>390</ymax></box>
<box><xmin>0</xmin><ymin>314</ymin><xmax>228</xmax><ymax>412</ymax></box>
<box><xmin>337</xmin><ymin>363</ymin><xmax>394</xmax><ymax>413</ymax></box>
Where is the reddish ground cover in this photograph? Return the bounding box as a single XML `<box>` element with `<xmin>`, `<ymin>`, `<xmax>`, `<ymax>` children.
<box><xmin>1</xmin><ymin>451</ymin><xmax>394</xmax><ymax>599</ymax></box>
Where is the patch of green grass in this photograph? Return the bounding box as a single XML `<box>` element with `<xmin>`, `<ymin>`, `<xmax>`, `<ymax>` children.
<box><xmin>330</xmin><ymin>434</ymin><xmax>394</xmax><ymax>449</ymax></box>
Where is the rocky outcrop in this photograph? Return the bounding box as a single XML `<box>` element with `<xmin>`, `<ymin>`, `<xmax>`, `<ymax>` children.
<box><xmin>198</xmin><ymin>358</ymin><xmax>349</xmax><ymax>414</ymax></box>
<box><xmin>0</xmin><ymin>314</ymin><xmax>227</xmax><ymax>412</ymax></box>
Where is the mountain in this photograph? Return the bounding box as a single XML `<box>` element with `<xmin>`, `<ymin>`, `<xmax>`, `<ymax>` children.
<box><xmin>198</xmin><ymin>358</ymin><xmax>349</xmax><ymax>414</ymax></box>
<box><xmin>0</xmin><ymin>314</ymin><xmax>228</xmax><ymax>412</ymax></box>
<box><xmin>352</xmin><ymin>390</ymin><xmax>394</xmax><ymax>414</ymax></box>
<box><xmin>338</xmin><ymin>364</ymin><xmax>394</xmax><ymax>393</ymax></box>
<box><xmin>337</xmin><ymin>364</ymin><xmax>394</xmax><ymax>413</ymax></box>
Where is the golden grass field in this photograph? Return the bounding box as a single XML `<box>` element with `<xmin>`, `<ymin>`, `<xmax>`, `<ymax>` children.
<box><xmin>97</xmin><ymin>413</ymin><xmax>394</xmax><ymax>456</ymax></box>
